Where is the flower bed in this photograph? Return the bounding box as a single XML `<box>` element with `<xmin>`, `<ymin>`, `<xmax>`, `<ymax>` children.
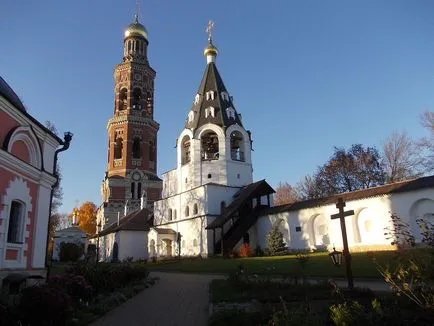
<box><xmin>1</xmin><ymin>261</ymin><xmax>155</xmax><ymax>326</ymax></box>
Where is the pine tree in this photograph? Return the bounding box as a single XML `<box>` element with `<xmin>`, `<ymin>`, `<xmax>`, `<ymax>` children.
<box><xmin>266</xmin><ymin>226</ymin><xmax>287</xmax><ymax>256</ymax></box>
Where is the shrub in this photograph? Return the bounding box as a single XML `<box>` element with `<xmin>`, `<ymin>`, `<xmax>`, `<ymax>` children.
<box><xmin>49</xmin><ymin>274</ymin><xmax>92</xmax><ymax>305</ymax></box>
<box><xmin>254</xmin><ymin>245</ymin><xmax>265</xmax><ymax>256</ymax></box>
<box><xmin>59</xmin><ymin>242</ymin><xmax>84</xmax><ymax>262</ymax></box>
<box><xmin>19</xmin><ymin>284</ymin><xmax>72</xmax><ymax>325</ymax></box>
<box><xmin>239</xmin><ymin>243</ymin><xmax>253</xmax><ymax>257</ymax></box>
<box><xmin>66</xmin><ymin>261</ymin><xmax>149</xmax><ymax>294</ymax></box>
<box><xmin>266</xmin><ymin>226</ymin><xmax>287</xmax><ymax>256</ymax></box>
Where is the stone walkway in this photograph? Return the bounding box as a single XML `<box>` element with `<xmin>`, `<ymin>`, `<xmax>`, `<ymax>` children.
<box><xmin>90</xmin><ymin>272</ymin><xmax>223</xmax><ymax>326</ymax></box>
<box><xmin>91</xmin><ymin>272</ymin><xmax>391</xmax><ymax>326</ymax></box>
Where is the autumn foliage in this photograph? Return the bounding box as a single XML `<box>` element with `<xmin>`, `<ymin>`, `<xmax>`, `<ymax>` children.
<box><xmin>71</xmin><ymin>201</ymin><xmax>97</xmax><ymax>235</ymax></box>
<box><xmin>239</xmin><ymin>243</ymin><xmax>253</xmax><ymax>257</ymax></box>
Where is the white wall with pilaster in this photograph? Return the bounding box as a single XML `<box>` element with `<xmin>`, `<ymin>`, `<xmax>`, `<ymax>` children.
<box><xmin>256</xmin><ymin>188</ymin><xmax>434</xmax><ymax>252</ymax></box>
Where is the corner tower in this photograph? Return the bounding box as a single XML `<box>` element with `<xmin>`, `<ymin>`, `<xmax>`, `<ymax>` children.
<box><xmin>169</xmin><ymin>24</ymin><xmax>253</xmax><ymax>196</ymax></box>
<box><xmin>99</xmin><ymin>15</ymin><xmax>162</xmax><ymax>227</ymax></box>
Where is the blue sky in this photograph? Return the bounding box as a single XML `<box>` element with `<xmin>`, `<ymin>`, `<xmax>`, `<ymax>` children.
<box><xmin>1</xmin><ymin>0</ymin><xmax>433</xmax><ymax>215</ymax></box>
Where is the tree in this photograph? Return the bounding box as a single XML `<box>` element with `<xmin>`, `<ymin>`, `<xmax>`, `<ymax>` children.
<box><xmin>318</xmin><ymin>144</ymin><xmax>385</xmax><ymax>196</ymax></box>
<box><xmin>266</xmin><ymin>224</ymin><xmax>287</xmax><ymax>256</ymax></box>
<box><xmin>44</xmin><ymin>121</ymin><xmax>64</xmax><ymax>261</ymax></box>
<box><xmin>296</xmin><ymin>174</ymin><xmax>327</xmax><ymax>200</ymax></box>
<box><xmin>295</xmin><ymin>144</ymin><xmax>385</xmax><ymax>199</ymax></box>
<box><xmin>382</xmin><ymin>131</ymin><xmax>424</xmax><ymax>183</ymax></box>
<box><xmin>273</xmin><ymin>182</ymin><xmax>299</xmax><ymax>205</ymax></box>
<box><xmin>47</xmin><ymin>213</ymin><xmax>61</xmax><ymax>260</ymax></box>
<box><xmin>72</xmin><ymin>201</ymin><xmax>97</xmax><ymax>235</ymax></box>
<box><xmin>418</xmin><ymin>110</ymin><xmax>434</xmax><ymax>173</ymax></box>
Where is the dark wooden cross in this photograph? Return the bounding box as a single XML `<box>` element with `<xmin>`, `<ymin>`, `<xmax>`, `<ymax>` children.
<box><xmin>331</xmin><ymin>197</ymin><xmax>355</xmax><ymax>289</ymax></box>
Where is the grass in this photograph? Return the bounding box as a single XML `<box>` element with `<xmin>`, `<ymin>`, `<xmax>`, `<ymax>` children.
<box><xmin>147</xmin><ymin>251</ymin><xmax>399</xmax><ymax>278</ymax></box>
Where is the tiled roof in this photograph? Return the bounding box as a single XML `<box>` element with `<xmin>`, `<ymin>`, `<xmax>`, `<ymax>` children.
<box><xmin>0</xmin><ymin>75</ymin><xmax>63</xmax><ymax>144</ymax></box>
<box><xmin>98</xmin><ymin>208</ymin><xmax>152</xmax><ymax>236</ymax></box>
<box><xmin>206</xmin><ymin>180</ymin><xmax>275</xmax><ymax>229</ymax></box>
<box><xmin>185</xmin><ymin>62</ymin><xmax>243</xmax><ymax>130</ymax></box>
<box><xmin>263</xmin><ymin>175</ymin><xmax>434</xmax><ymax>215</ymax></box>
<box><xmin>152</xmin><ymin>228</ymin><xmax>177</xmax><ymax>235</ymax></box>
<box><xmin>0</xmin><ymin>76</ymin><xmax>26</xmax><ymax>112</ymax></box>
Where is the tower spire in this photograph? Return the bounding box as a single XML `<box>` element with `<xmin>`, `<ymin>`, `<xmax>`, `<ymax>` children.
<box><xmin>204</xmin><ymin>20</ymin><xmax>218</xmax><ymax>64</ymax></box>
<box><xmin>135</xmin><ymin>0</ymin><xmax>140</xmax><ymax>22</ymax></box>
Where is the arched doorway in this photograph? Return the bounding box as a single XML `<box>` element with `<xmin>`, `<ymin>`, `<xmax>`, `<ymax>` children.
<box><xmin>112</xmin><ymin>242</ymin><xmax>119</xmax><ymax>262</ymax></box>
<box><xmin>162</xmin><ymin>239</ymin><xmax>173</xmax><ymax>257</ymax></box>
<box><xmin>149</xmin><ymin>239</ymin><xmax>156</xmax><ymax>257</ymax></box>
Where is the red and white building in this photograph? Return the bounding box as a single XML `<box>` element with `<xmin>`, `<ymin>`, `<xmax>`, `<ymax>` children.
<box><xmin>0</xmin><ymin>76</ymin><xmax>70</xmax><ymax>280</ymax></box>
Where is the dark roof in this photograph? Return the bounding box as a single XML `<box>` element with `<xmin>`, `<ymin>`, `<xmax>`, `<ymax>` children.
<box><xmin>264</xmin><ymin>175</ymin><xmax>434</xmax><ymax>215</ymax></box>
<box><xmin>207</xmin><ymin>180</ymin><xmax>275</xmax><ymax>229</ymax></box>
<box><xmin>185</xmin><ymin>62</ymin><xmax>243</xmax><ymax>130</ymax></box>
<box><xmin>98</xmin><ymin>208</ymin><xmax>152</xmax><ymax>236</ymax></box>
<box><xmin>0</xmin><ymin>75</ymin><xmax>63</xmax><ymax>144</ymax></box>
<box><xmin>152</xmin><ymin>228</ymin><xmax>177</xmax><ymax>235</ymax></box>
<box><xmin>0</xmin><ymin>76</ymin><xmax>26</xmax><ymax>112</ymax></box>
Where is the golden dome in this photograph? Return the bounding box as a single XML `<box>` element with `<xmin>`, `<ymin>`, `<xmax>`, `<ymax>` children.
<box><xmin>204</xmin><ymin>42</ymin><xmax>218</xmax><ymax>57</ymax></box>
<box><xmin>124</xmin><ymin>18</ymin><xmax>148</xmax><ymax>40</ymax></box>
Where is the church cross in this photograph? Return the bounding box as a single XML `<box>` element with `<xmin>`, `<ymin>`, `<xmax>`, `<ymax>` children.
<box><xmin>206</xmin><ymin>20</ymin><xmax>215</xmax><ymax>42</ymax></box>
<box><xmin>330</xmin><ymin>197</ymin><xmax>355</xmax><ymax>289</ymax></box>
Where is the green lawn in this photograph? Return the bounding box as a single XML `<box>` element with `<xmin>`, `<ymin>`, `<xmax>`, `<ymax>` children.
<box><xmin>147</xmin><ymin>251</ymin><xmax>399</xmax><ymax>278</ymax></box>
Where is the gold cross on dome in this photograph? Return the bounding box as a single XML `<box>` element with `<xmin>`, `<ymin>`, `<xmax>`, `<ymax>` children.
<box><xmin>206</xmin><ymin>20</ymin><xmax>215</xmax><ymax>42</ymax></box>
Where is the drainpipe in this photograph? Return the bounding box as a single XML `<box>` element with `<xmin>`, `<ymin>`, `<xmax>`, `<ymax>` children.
<box><xmin>45</xmin><ymin>131</ymin><xmax>73</xmax><ymax>282</ymax></box>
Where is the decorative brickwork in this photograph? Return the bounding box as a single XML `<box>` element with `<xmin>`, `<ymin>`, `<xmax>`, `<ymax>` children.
<box><xmin>99</xmin><ymin>18</ymin><xmax>162</xmax><ymax>228</ymax></box>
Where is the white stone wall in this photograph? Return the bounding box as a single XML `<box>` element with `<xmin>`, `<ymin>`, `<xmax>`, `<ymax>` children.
<box><xmin>256</xmin><ymin>188</ymin><xmax>434</xmax><ymax>252</ymax></box>
<box><xmin>119</xmin><ymin>230</ymin><xmax>148</xmax><ymax>261</ymax></box>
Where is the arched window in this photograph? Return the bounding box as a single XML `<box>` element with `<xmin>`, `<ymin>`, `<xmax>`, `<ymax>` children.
<box><xmin>7</xmin><ymin>200</ymin><xmax>25</xmax><ymax>243</ymax></box>
<box><xmin>181</xmin><ymin>136</ymin><xmax>191</xmax><ymax>164</ymax></box>
<box><xmin>137</xmin><ymin>182</ymin><xmax>142</xmax><ymax>199</ymax></box>
<box><xmin>119</xmin><ymin>88</ymin><xmax>128</xmax><ymax>110</ymax></box>
<box><xmin>193</xmin><ymin>203</ymin><xmax>198</xmax><ymax>215</ymax></box>
<box><xmin>131</xmin><ymin>182</ymin><xmax>135</xmax><ymax>198</ymax></box>
<box><xmin>128</xmin><ymin>41</ymin><xmax>132</xmax><ymax>52</ymax></box>
<box><xmin>230</xmin><ymin>131</ymin><xmax>245</xmax><ymax>161</ymax></box>
<box><xmin>132</xmin><ymin>88</ymin><xmax>142</xmax><ymax>109</ymax></box>
<box><xmin>132</xmin><ymin>137</ymin><xmax>141</xmax><ymax>158</ymax></box>
<box><xmin>201</xmin><ymin>130</ymin><xmax>219</xmax><ymax>160</ymax></box>
<box><xmin>220</xmin><ymin>201</ymin><xmax>226</xmax><ymax>214</ymax></box>
<box><xmin>146</xmin><ymin>91</ymin><xmax>153</xmax><ymax>116</ymax></box>
<box><xmin>168</xmin><ymin>209</ymin><xmax>172</xmax><ymax>221</ymax></box>
<box><xmin>114</xmin><ymin>137</ymin><xmax>123</xmax><ymax>159</ymax></box>
<box><xmin>173</xmin><ymin>209</ymin><xmax>177</xmax><ymax>220</ymax></box>
<box><xmin>149</xmin><ymin>141</ymin><xmax>155</xmax><ymax>161</ymax></box>
<box><xmin>185</xmin><ymin>205</ymin><xmax>190</xmax><ymax>217</ymax></box>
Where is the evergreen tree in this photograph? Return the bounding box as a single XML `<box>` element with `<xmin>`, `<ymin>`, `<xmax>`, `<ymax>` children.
<box><xmin>266</xmin><ymin>226</ymin><xmax>287</xmax><ymax>256</ymax></box>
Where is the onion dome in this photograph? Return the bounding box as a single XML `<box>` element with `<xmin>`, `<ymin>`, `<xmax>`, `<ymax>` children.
<box><xmin>124</xmin><ymin>15</ymin><xmax>148</xmax><ymax>40</ymax></box>
<box><xmin>204</xmin><ymin>41</ymin><xmax>218</xmax><ymax>57</ymax></box>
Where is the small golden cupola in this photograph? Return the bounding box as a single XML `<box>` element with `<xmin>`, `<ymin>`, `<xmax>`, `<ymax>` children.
<box><xmin>124</xmin><ymin>14</ymin><xmax>148</xmax><ymax>40</ymax></box>
<box><xmin>123</xmin><ymin>14</ymin><xmax>149</xmax><ymax>63</ymax></box>
<box><xmin>204</xmin><ymin>20</ymin><xmax>218</xmax><ymax>64</ymax></box>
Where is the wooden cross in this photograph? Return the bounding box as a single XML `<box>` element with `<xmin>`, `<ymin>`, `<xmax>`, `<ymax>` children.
<box><xmin>206</xmin><ymin>20</ymin><xmax>215</xmax><ymax>42</ymax></box>
<box><xmin>331</xmin><ymin>197</ymin><xmax>355</xmax><ymax>289</ymax></box>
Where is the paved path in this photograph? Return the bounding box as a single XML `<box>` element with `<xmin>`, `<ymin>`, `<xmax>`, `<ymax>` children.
<box><xmin>90</xmin><ymin>272</ymin><xmax>223</xmax><ymax>326</ymax></box>
<box><xmin>91</xmin><ymin>272</ymin><xmax>391</xmax><ymax>326</ymax></box>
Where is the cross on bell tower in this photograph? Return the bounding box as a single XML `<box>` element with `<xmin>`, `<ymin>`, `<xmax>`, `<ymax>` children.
<box><xmin>98</xmin><ymin>13</ymin><xmax>162</xmax><ymax>228</ymax></box>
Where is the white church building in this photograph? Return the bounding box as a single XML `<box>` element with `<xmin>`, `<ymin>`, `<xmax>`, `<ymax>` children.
<box><xmin>96</xmin><ymin>19</ymin><xmax>434</xmax><ymax>262</ymax></box>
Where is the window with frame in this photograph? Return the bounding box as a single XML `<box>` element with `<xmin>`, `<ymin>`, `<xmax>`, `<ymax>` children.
<box><xmin>7</xmin><ymin>201</ymin><xmax>25</xmax><ymax>243</ymax></box>
<box><xmin>206</xmin><ymin>91</ymin><xmax>215</xmax><ymax>101</ymax></box>
<box><xmin>185</xmin><ymin>205</ymin><xmax>190</xmax><ymax>217</ymax></box>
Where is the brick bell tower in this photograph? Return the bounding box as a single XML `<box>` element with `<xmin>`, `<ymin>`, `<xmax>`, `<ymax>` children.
<box><xmin>98</xmin><ymin>15</ymin><xmax>162</xmax><ymax>228</ymax></box>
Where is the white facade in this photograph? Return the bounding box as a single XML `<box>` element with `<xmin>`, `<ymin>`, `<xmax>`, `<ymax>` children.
<box><xmin>153</xmin><ymin>183</ymin><xmax>242</xmax><ymax>256</ymax></box>
<box><xmin>52</xmin><ymin>226</ymin><xmax>88</xmax><ymax>261</ymax></box>
<box><xmin>256</xmin><ymin>187</ymin><xmax>434</xmax><ymax>252</ymax></box>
